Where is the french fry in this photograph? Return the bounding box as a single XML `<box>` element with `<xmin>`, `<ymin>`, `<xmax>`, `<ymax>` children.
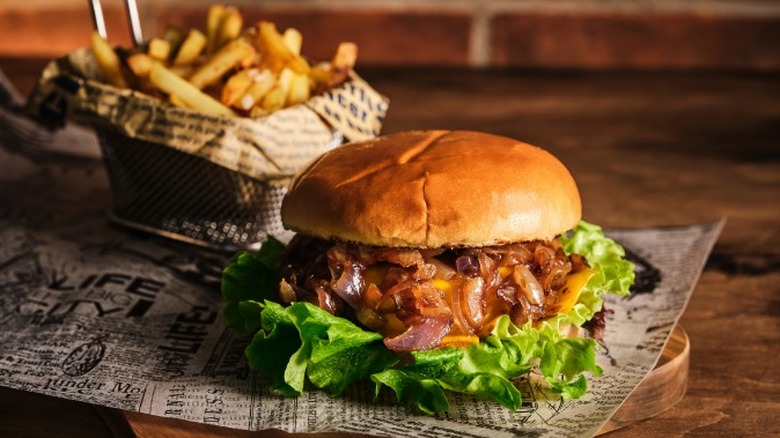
<box><xmin>168</xmin><ymin>63</ymin><xmax>195</xmax><ymax>79</ymax></box>
<box><xmin>309</xmin><ymin>63</ymin><xmax>339</xmax><ymax>93</ymax></box>
<box><xmin>249</xmin><ymin>106</ymin><xmax>268</xmax><ymax>118</ymax></box>
<box><xmin>188</xmin><ymin>39</ymin><xmax>255</xmax><ymax>90</ymax></box>
<box><xmin>173</xmin><ymin>29</ymin><xmax>207</xmax><ymax>65</ymax></box>
<box><xmin>147</xmin><ymin>38</ymin><xmax>171</xmax><ymax>61</ymax></box>
<box><xmin>205</xmin><ymin>4</ymin><xmax>226</xmax><ymax>54</ymax></box>
<box><xmin>221</xmin><ymin>69</ymin><xmax>255</xmax><ymax>106</ymax></box>
<box><xmin>149</xmin><ymin>61</ymin><xmax>235</xmax><ymax>117</ymax></box>
<box><xmin>311</xmin><ymin>42</ymin><xmax>358</xmax><ymax>92</ymax></box>
<box><xmin>332</xmin><ymin>42</ymin><xmax>358</xmax><ymax>72</ymax></box>
<box><xmin>260</xmin><ymin>85</ymin><xmax>285</xmax><ymax>112</ymax></box>
<box><xmin>276</xmin><ymin>67</ymin><xmax>294</xmax><ymax>98</ymax></box>
<box><xmin>217</xmin><ymin>7</ymin><xmax>243</xmax><ymax>50</ymax></box>
<box><xmin>255</xmin><ymin>21</ymin><xmax>310</xmax><ymax>74</ymax></box>
<box><xmin>90</xmin><ymin>31</ymin><xmax>128</xmax><ymax>88</ymax></box>
<box><xmin>282</xmin><ymin>28</ymin><xmax>303</xmax><ymax>55</ymax></box>
<box><xmin>287</xmin><ymin>72</ymin><xmax>310</xmax><ymax>105</ymax></box>
<box><xmin>240</xmin><ymin>69</ymin><xmax>275</xmax><ymax>110</ymax></box>
<box><xmin>92</xmin><ymin>6</ymin><xmax>359</xmax><ymax>118</ymax></box>
<box><xmin>309</xmin><ymin>62</ymin><xmax>333</xmax><ymax>84</ymax></box>
<box><xmin>169</xmin><ymin>93</ymin><xmax>189</xmax><ymax>108</ymax></box>
<box><xmin>126</xmin><ymin>52</ymin><xmax>154</xmax><ymax>78</ymax></box>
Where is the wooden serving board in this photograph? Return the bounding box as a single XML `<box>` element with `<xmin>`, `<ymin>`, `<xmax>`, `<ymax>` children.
<box><xmin>101</xmin><ymin>325</ymin><xmax>689</xmax><ymax>437</ymax></box>
<box><xmin>595</xmin><ymin>324</ymin><xmax>690</xmax><ymax>434</ymax></box>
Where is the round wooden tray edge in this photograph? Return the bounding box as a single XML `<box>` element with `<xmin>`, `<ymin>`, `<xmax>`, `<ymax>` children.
<box><xmin>596</xmin><ymin>324</ymin><xmax>690</xmax><ymax>435</ymax></box>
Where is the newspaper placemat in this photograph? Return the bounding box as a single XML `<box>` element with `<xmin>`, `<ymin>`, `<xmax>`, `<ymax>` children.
<box><xmin>0</xmin><ymin>131</ymin><xmax>721</xmax><ymax>438</ymax></box>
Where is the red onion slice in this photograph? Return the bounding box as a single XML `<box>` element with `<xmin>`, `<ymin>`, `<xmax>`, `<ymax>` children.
<box><xmin>383</xmin><ymin>317</ymin><xmax>452</xmax><ymax>351</ymax></box>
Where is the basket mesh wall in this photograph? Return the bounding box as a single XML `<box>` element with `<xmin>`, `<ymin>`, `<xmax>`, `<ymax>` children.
<box><xmin>97</xmin><ymin>127</ymin><xmax>290</xmax><ymax>250</ymax></box>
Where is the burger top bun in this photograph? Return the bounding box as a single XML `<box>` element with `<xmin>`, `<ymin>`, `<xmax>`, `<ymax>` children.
<box><xmin>281</xmin><ymin>130</ymin><xmax>582</xmax><ymax>248</ymax></box>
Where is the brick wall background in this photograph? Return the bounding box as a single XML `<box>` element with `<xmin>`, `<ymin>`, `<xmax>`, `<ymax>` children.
<box><xmin>0</xmin><ymin>0</ymin><xmax>778</xmax><ymax>70</ymax></box>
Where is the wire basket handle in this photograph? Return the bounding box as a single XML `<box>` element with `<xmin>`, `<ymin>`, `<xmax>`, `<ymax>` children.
<box><xmin>87</xmin><ymin>0</ymin><xmax>144</xmax><ymax>46</ymax></box>
<box><xmin>87</xmin><ymin>0</ymin><xmax>107</xmax><ymax>39</ymax></box>
<box><xmin>125</xmin><ymin>0</ymin><xmax>144</xmax><ymax>47</ymax></box>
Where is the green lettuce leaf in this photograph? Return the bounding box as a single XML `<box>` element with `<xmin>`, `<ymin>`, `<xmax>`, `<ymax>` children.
<box><xmin>221</xmin><ymin>237</ymin><xmax>285</xmax><ymax>337</ymax></box>
<box><xmin>371</xmin><ymin>348</ymin><xmax>462</xmax><ymax>415</ymax></box>
<box><xmin>221</xmin><ymin>221</ymin><xmax>634</xmax><ymax>414</ymax></box>
<box><xmin>244</xmin><ymin>300</ymin><xmax>398</xmax><ymax>397</ymax></box>
<box><xmin>372</xmin><ymin>314</ymin><xmax>601</xmax><ymax>414</ymax></box>
<box><xmin>559</xmin><ymin>220</ymin><xmax>635</xmax><ymax>298</ymax></box>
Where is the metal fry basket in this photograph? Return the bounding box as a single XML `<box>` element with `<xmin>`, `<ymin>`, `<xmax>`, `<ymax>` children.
<box><xmin>35</xmin><ymin>1</ymin><xmax>384</xmax><ymax>252</ymax></box>
<box><xmin>97</xmin><ymin>127</ymin><xmax>294</xmax><ymax>251</ymax></box>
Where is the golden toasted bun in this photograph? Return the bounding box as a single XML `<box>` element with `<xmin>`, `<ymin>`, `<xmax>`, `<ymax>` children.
<box><xmin>281</xmin><ymin>130</ymin><xmax>581</xmax><ymax>248</ymax></box>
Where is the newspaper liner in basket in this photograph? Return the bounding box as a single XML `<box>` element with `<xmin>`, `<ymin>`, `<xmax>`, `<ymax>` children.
<box><xmin>26</xmin><ymin>47</ymin><xmax>389</xmax><ymax>250</ymax></box>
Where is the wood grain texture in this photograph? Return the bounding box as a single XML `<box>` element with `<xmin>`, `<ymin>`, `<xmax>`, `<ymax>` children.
<box><xmin>1</xmin><ymin>58</ymin><xmax>779</xmax><ymax>437</ymax></box>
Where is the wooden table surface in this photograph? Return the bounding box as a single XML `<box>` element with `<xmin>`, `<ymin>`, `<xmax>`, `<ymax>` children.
<box><xmin>1</xmin><ymin>57</ymin><xmax>779</xmax><ymax>437</ymax></box>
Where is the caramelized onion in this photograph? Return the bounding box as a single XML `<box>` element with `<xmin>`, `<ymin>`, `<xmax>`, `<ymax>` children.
<box><xmin>327</xmin><ymin>245</ymin><xmax>364</xmax><ymax>309</ymax></box>
<box><xmin>533</xmin><ymin>244</ymin><xmax>556</xmax><ymax>270</ymax></box>
<box><xmin>513</xmin><ymin>265</ymin><xmax>545</xmax><ymax>306</ymax></box>
<box><xmin>448</xmin><ymin>278</ymin><xmax>474</xmax><ymax>335</ymax></box>
<box><xmin>428</xmin><ymin>258</ymin><xmax>457</xmax><ymax>280</ymax></box>
<box><xmin>315</xmin><ymin>284</ymin><xmax>339</xmax><ymax>314</ymax></box>
<box><xmin>356</xmin><ymin>307</ymin><xmax>384</xmax><ymax>331</ymax></box>
<box><xmin>412</xmin><ymin>283</ymin><xmax>450</xmax><ymax>318</ymax></box>
<box><xmin>415</xmin><ymin>262</ymin><xmax>437</xmax><ymax>281</ymax></box>
<box><xmin>477</xmin><ymin>253</ymin><xmax>495</xmax><ymax>278</ymax></box>
<box><xmin>373</xmin><ymin>248</ymin><xmax>424</xmax><ymax>267</ymax></box>
<box><xmin>498</xmin><ymin>244</ymin><xmax>533</xmax><ymax>265</ymax></box>
<box><xmin>279</xmin><ymin>279</ymin><xmax>297</xmax><ymax>304</ymax></box>
<box><xmin>383</xmin><ymin>317</ymin><xmax>452</xmax><ymax>351</ymax></box>
<box><xmin>462</xmin><ymin>277</ymin><xmax>486</xmax><ymax>328</ymax></box>
<box><xmin>543</xmin><ymin>263</ymin><xmax>571</xmax><ymax>292</ymax></box>
<box><xmin>281</xmin><ymin>237</ymin><xmax>587</xmax><ymax>345</ymax></box>
<box><xmin>496</xmin><ymin>282</ymin><xmax>518</xmax><ymax>306</ymax></box>
<box><xmin>456</xmin><ymin>255</ymin><xmax>479</xmax><ymax>276</ymax></box>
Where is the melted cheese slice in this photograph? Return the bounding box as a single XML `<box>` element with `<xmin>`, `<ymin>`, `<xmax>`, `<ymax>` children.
<box><xmin>556</xmin><ymin>268</ymin><xmax>597</xmax><ymax>313</ymax></box>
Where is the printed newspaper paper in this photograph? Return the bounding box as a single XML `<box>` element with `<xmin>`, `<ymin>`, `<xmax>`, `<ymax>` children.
<box><xmin>0</xmin><ymin>95</ymin><xmax>721</xmax><ymax>438</ymax></box>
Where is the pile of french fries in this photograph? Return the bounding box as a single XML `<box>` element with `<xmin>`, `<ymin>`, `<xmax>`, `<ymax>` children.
<box><xmin>90</xmin><ymin>4</ymin><xmax>358</xmax><ymax>117</ymax></box>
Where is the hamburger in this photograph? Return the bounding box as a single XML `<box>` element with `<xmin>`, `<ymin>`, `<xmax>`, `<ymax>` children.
<box><xmin>222</xmin><ymin>130</ymin><xmax>634</xmax><ymax>414</ymax></box>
